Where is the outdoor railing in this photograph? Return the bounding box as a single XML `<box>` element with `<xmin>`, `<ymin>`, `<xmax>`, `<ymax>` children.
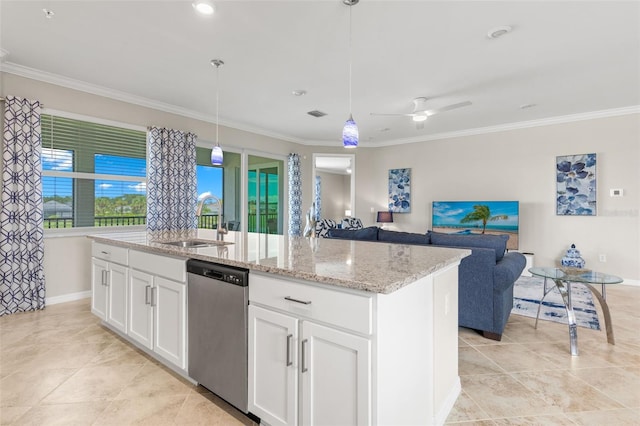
<box><xmin>44</xmin><ymin>213</ymin><xmax>280</xmax><ymax>233</ymax></box>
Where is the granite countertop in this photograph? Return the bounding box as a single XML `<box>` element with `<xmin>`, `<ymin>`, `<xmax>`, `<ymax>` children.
<box><xmin>89</xmin><ymin>230</ymin><xmax>469</xmax><ymax>294</ymax></box>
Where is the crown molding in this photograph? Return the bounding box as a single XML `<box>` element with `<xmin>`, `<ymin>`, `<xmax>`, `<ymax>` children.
<box><xmin>366</xmin><ymin>105</ymin><xmax>640</xmax><ymax>148</ymax></box>
<box><xmin>3</xmin><ymin>61</ymin><xmax>638</xmax><ymax>149</ymax></box>
<box><xmin>0</xmin><ymin>62</ymin><xmax>304</xmax><ymax>144</ymax></box>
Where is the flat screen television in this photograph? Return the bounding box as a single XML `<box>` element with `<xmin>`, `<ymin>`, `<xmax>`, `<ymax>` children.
<box><xmin>432</xmin><ymin>201</ymin><xmax>519</xmax><ymax>250</ymax></box>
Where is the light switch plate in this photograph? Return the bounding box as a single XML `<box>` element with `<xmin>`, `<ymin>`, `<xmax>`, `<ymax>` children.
<box><xmin>610</xmin><ymin>188</ymin><xmax>624</xmax><ymax>197</ymax></box>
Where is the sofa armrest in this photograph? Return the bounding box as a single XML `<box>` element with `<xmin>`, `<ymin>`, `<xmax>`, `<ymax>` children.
<box><xmin>493</xmin><ymin>252</ymin><xmax>527</xmax><ymax>292</ymax></box>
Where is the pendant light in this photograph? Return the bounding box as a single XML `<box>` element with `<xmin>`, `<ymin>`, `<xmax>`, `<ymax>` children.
<box><xmin>342</xmin><ymin>0</ymin><xmax>359</xmax><ymax>149</ymax></box>
<box><xmin>211</xmin><ymin>59</ymin><xmax>224</xmax><ymax>166</ymax></box>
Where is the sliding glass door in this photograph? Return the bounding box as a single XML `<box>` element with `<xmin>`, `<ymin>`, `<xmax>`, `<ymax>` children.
<box><xmin>248</xmin><ymin>155</ymin><xmax>283</xmax><ymax>234</ymax></box>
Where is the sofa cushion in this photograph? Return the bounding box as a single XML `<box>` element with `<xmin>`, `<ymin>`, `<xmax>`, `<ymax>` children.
<box><xmin>327</xmin><ymin>226</ymin><xmax>379</xmax><ymax>241</ymax></box>
<box><xmin>378</xmin><ymin>229</ymin><xmax>430</xmax><ymax>245</ymax></box>
<box><xmin>429</xmin><ymin>231</ymin><xmax>508</xmax><ymax>261</ymax></box>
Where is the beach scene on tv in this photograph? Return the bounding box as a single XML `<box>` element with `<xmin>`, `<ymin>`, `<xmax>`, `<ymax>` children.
<box><xmin>432</xmin><ymin>201</ymin><xmax>520</xmax><ymax>250</ymax></box>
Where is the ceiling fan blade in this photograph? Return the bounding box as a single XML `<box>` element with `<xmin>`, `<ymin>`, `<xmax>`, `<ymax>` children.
<box><xmin>370</xmin><ymin>112</ymin><xmax>416</xmax><ymax>117</ymax></box>
<box><xmin>423</xmin><ymin>101</ymin><xmax>472</xmax><ymax>117</ymax></box>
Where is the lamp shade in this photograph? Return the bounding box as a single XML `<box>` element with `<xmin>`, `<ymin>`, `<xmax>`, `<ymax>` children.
<box><xmin>342</xmin><ymin>115</ymin><xmax>358</xmax><ymax>148</ymax></box>
<box><xmin>211</xmin><ymin>145</ymin><xmax>223</xmax><ymax>166</ymax></box>
<box><xmin>376</xmin><ymin>211</ymin><xmax>393</xmax><ymax>223</ymax></box>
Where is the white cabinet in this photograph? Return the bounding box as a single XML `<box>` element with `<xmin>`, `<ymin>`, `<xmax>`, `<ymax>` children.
<box><xmin>154</xmin><ymin>276</ymin><xmax>186</xmax><ymax>367</ymax></box>
<box><xmin>248</xmin><ymin>275</ymin><xmax>371</xmax><ymax>426</ymax></box>
<box><xmin>128</xmin><ymin>269</ymin><xmax>154</xmax><ymax>350</ymax></box>
<box><xmin>300</xmin><ymin>321</ymin><xmax>370</xmax><ymax>426</ymax></box>
<box><xmin>91</xmin><ymin>242</ymin><xmax>187</xmax><ymax>373</ymax></box>
<box><xmin>249</xmin><ymin>306</ymin><xmax>299</xmax><ymax>426</ymax></box>
<box><xmin>249</xmin><ymin>263</ymin><xmax>461</xmax><ymax>426</ymax></box>
<box><xmin>91</xmin><ymin>243</ymin><xmax>129</xmax><ymax>334</ymax></box>
<box><xmin>128</xmin><ymin>249</ymin><xmax>187</xmax><ymax>371</ymax></box>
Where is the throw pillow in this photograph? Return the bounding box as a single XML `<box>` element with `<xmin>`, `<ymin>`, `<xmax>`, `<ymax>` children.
<box><xmin>341</xmin><ymin>217</ymin><xmax>364</xmax><ymax>230</ymax></box>
<box><xmin>429</xmin><ymin>231</ymin><xmax>508</xmax><ymax>261</ymax></box>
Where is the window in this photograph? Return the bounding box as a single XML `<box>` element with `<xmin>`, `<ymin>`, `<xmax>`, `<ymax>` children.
<box><xmin>41</xmin><ymin>115</ymin><xmax>147</xmax><ymax>229</ymax></box>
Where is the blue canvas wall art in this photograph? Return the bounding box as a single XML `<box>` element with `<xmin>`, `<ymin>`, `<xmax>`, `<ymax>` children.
<box><xmin>388</xmin><ymin>168</ymin><xmax>411</xmax><ymax>213</ymax></box>
<box><xmin>556</xmin><ymin>153</ymin><xmax>596</xmax><ymax>216</ymax></box>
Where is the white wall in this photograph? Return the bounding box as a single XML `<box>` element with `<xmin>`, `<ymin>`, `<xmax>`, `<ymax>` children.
<box><xmin>353</xmin><ymin>114</ymin><xmax>640</xmax><ymax>281</ymax></box>
<box><xmin>317</xmin><ymin>171</ymin><xmax>350</xmax><ymax>221</ymax></box>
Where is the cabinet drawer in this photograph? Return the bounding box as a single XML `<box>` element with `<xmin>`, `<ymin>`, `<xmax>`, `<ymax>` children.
<box><xmin>250</xmin><ymin>273</ymin><xmax>373</xmax><ymax>335</ymax></box>
<box><xmin>92</xmin><ymin>242</ymin><xmax>129</xmax><ymax>265</ymax></box>
<box><xmin>129</xmin><ymin>250</ymin><xmax>186</xmax><ymax>283</ymax></box>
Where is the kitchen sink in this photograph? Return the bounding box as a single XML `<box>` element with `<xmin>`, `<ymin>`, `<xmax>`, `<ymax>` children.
<box><xmin>155</xmin><ymin>239</ymin><xmax>233</xmax><ymax>248</ymax></box>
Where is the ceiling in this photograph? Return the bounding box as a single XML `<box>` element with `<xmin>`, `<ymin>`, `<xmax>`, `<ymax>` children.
<box><xmin>1</xmin><ymin>1</ymin><xmax>639</xmax><ymax>147</ymax></box>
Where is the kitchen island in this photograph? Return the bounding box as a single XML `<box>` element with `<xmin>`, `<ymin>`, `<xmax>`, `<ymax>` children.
<box><xmin>89</xmin><ymin>230</ymin><xmax>469</xmax><ymax>425</ymax></box>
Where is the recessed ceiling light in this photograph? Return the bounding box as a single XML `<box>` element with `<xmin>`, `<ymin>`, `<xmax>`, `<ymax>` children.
<box><xmin>192</xmin><ymin>1</ymin><xmax>214</xmax><ymax>15</ymax></box>
<box><xmin>42</xmin><ymin>8</ymin><xmax>55</xmax><ymax>19</ymax></box>
<box><xmin>487</xmin><ymin>25</ymin><xmax>512</xmax><ymax>39</ymax></box>
<box><xmin>412</xmin><ymin>115</ymin><xmax>427</xmax><ymax>122</ymax></box>
<box><xmin>292</xmin><ymin>90</ymin><xmax>307</xmax><ymax>97</ymax></box>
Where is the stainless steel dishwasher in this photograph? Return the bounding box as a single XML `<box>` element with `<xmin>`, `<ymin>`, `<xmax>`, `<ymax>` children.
<box><xmin>187</xmin><ymin>259</ymin><xmax>249</xmax><ymax>414</ymax></box>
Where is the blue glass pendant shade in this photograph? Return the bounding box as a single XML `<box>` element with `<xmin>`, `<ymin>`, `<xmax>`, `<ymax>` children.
<box><xmin>342</xmin><ymin>115</ymin><xmax>358</xmax><ymax>148</ymax></box>
<box><xmin>211</xmin><ymin>145</ymin><xmax>223</xmax><ymax>166</ymax></box>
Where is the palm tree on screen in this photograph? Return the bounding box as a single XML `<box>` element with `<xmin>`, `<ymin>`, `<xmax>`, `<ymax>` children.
<box><xmin>460</xmin><ymin>205</ymin><xmax>508</xmax><ymax>234</ymax></box>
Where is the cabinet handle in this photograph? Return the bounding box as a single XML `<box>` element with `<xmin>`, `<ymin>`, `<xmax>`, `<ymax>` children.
<box><xmin>284</xmin><ymin>296</ymin><xmax>312</xmax><ymax>305</ymax></box>
<box><xmin>101</xmin><ymin>251</ymin><xmax>110</xmax><ymax>256</ymax></box>
<box><xmin>145</xmin><ymin>285</ymin><xmax>151</xmax><ymax>305</ymax></box>
<box><xmin>286</xmin><ymin>334</ymin><xmax>293</xmax><ymax>366</ymax></box>
<box><xmin>301</xmin><ymin>339</ymin><xmax>308</xmax><ymax>373</ymax></box>
<box><xmin>151</xmin><ymin>287</ymin><xmax>157</xmax><ymax>307</ymax></box>
<box><xmin>101</xmin><ymin>270</ymin><xmax>106</xmax><ymax>286</ymax></box>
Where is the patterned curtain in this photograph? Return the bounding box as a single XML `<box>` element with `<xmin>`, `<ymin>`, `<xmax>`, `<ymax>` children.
<box><xmin>1</xmin><ymin>96</ymin><xmax>46</xmax><ymax>316</ymax></box>
<box><xmin>287</xmin><ymin>153</ymin><xmax>302</xmax><ymax>236</ymax></box>
<box><xmin>314</xmin><ymin>175</ymin><xmax>322</xmax><ymax>220</ymax></box>
<box><xmin>146</xmin><ymin>127</ymin><xmax>197</xmax><ymax>232</ymax></box>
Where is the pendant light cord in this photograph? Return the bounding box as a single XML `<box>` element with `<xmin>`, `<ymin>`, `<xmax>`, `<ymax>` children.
<box><xmin>348</xmin><ymin>3</ymin><xmax>353</xmax><ymax>116</ymax></box>
<box><xmin>216</xmin><ymin>64</ymin><xmax>220</xmax><ymax>145</ymax></box>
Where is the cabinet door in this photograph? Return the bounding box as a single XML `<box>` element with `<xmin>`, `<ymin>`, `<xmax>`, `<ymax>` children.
<box><xmin>300</xmin><ymin>321</ymin><xmax>371</xmax><ymax>426</ymax></box>
<box><xmin>91</xmin><ymin>258</ymin><xmax>108</xmax><ymax>321</ymax></box>
<box><xmin>249</xmin><ymin>305</ymin><xmax>299</xmax><ymax>426</ymax></box>
<box><xmin>106</xmin><ymin>263</ymin><xmax>128</xmax><ymax>334</ymax></box>
<box><xmin>128</xmin><ymin>269</ymin><xmax>154</xmax><ymax>350</ymax></box>
<box><xmin>154</xmin><ymin>276</ymin><xmax>186</xmax><ymax>370</ymax></box>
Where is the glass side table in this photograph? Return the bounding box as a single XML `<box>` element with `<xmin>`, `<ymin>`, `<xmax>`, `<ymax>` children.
<box><xmin>528</xmin><ymin>267</ymin><xmax>623</xmax><ymax>356</ymax></box>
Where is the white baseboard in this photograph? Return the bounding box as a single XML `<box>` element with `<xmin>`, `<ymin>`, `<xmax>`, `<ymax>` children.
<box><xmin>46</xmin><ymin>290</ymin><xmax>91</xmax><ymax>305</ymax></box>
<box><xmin>434</xmin><ymin>377</ymin><xmax>461</xmax><ymax>426</ymax></box>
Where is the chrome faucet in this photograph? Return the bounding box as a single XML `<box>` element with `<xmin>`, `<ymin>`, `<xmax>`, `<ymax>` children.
<box><xmin>196</xmin><ymin>192</ymin><xmax>228</xmax><ymax>240</ymax></box>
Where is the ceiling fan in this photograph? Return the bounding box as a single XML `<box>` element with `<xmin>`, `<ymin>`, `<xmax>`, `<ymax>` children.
<box><xmin>371</xmin><ymin>97</ymin><xmax>472</xmax><ymax>129</ymax></box>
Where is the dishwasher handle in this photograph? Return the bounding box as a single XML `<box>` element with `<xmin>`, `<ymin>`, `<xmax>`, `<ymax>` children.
<box><xmin>203</xmin><ymin>270</ymin><xmax>224</xmax><ymax>280</ymax></box>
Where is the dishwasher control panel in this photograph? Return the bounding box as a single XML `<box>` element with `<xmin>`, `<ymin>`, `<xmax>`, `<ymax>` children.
<box><xmin>186</xmin><ymin>259</ymin><xmax>249</xmax><ymax>287</ymax></box>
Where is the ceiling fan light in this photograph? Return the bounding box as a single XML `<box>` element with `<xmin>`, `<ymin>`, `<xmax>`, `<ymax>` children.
<box><xmin>342</xmin><ymin>116</ymin><xmax>358</xmax><ymax>149</ymax></box>
<box><xmin>412</xmin><ymin>115</ymin><xmax>427</xmax><ymax>122</ymax></box>
<box><xmin>192</xmin><ymin>0</ymin><xmax>214</xmax><ymax>15</ymax></box>
<box><xmin>211</xmin><ymin>145</ymin><xmax>223</xmax><ymax>166</ymax></box>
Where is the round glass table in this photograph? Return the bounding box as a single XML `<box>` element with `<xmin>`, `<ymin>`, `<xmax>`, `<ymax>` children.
<box><xmin>528</xmin><ymin>267</ymin><xmax>623</xmax><ymax>356</ymax></box>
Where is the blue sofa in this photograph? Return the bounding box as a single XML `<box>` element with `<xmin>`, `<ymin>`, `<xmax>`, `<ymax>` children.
<box><xmin>328</xmin><ymin>227</ymin><xmax>526</xmax><ymax>340</ymax></box>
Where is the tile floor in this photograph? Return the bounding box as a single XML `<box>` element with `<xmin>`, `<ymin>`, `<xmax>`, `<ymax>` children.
<box><xmin>0</xmin><ymin>285</ymin><xmax>638</xmax><ymax>425</ymax></box>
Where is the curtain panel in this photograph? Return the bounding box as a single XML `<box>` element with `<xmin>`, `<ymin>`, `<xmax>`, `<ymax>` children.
<box><xmin>146</xmin><ymin>127</ymin><xmax>198</xmax><ymax>233</ymax></box>
<box><xmin>287</xmin><ymin>153</ymin><xmax>302</xmax><ymax>236</ymax></box>
<box><xmin>1</xmin><ymin>95</ymin><xmax>46</xmax><ymax>316</ymax></box>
